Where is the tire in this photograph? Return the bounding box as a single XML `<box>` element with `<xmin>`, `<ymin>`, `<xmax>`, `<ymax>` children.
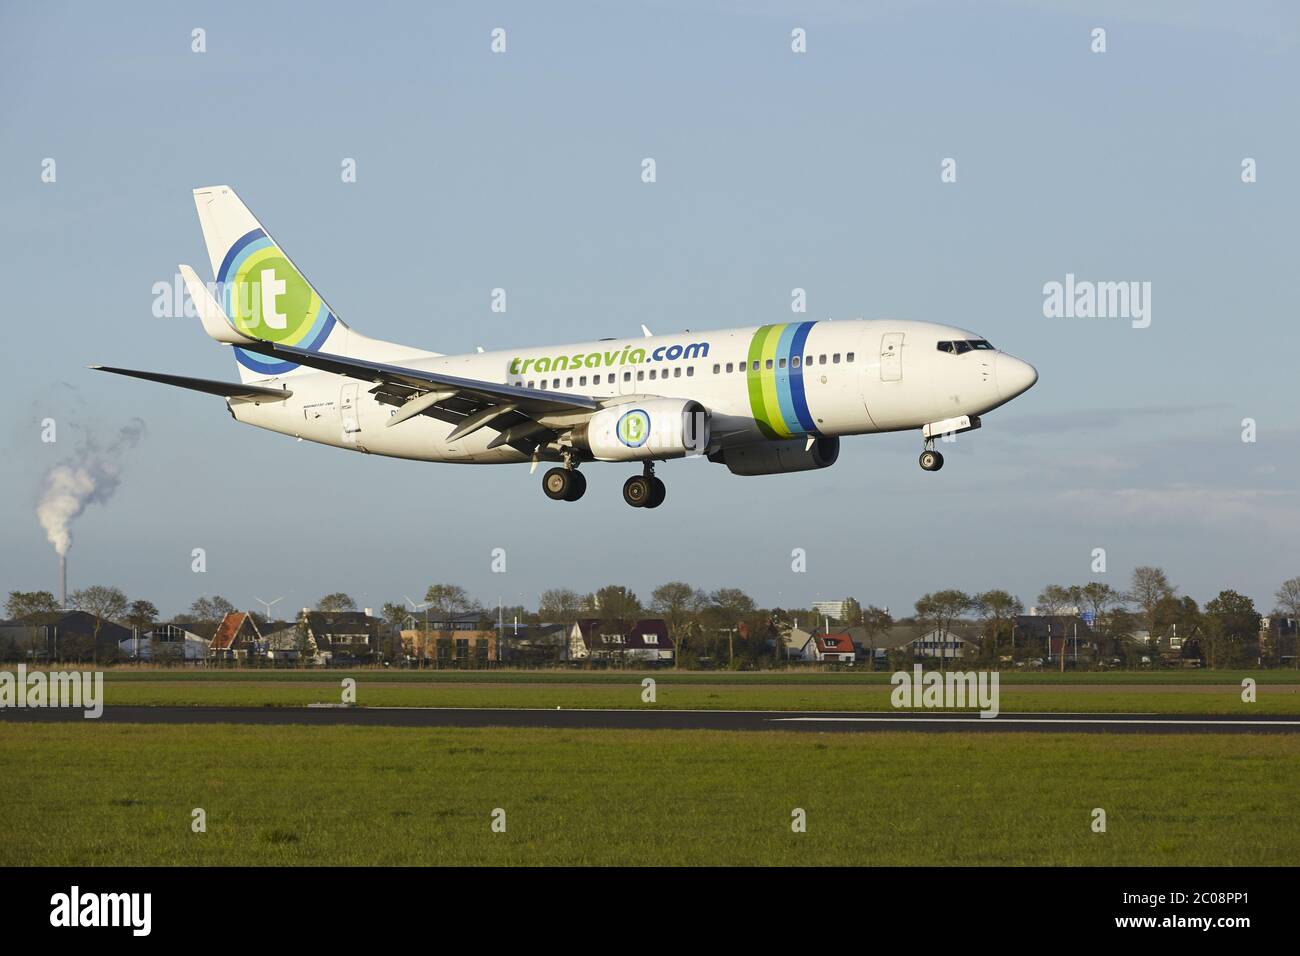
<box><xmin>543</xmin><ymin>467</ymin><xmax>572</xmax><ymax>500</ymax></box>
<box><xmin>645</xmin><ymin>477</ymin><xmax>666</xmax><ymax>509</ymax></box>
<box><xmin>919</xmin><ymin>450</ymin><xmax>944</xmax><ymax>471</ymax></box>
<box><xmin>622</xmin><ymin>475</ymin><xmax>652</xmax><ymax>507</ymax></box>
<box><xmin>563</xmin><ymin>470</ymin><xmax>587</xmax><ymax>502</ymax></box>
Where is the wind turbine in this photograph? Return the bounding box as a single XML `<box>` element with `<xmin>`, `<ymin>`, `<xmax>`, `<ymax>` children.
<box><xmin>254</xmin><ymin>596</ymin><xmax>284</xmax><ymax>620</ymax></box>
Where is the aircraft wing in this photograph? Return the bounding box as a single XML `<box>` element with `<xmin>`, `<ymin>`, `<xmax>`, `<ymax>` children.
<box><xmin>235</xmin><ymin>339</ymin><xmax>603</xmax><ymax>455</ymax></box>
<box><xmin>238</xmin><ymin>338</ymin><xmax>599</xmax><ymax>414</ymax></box>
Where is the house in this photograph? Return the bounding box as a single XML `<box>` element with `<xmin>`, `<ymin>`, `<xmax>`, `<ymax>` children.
<box><xmin>1014</xmin><ymin>615</ymin><xmax>1098</xmax><ymax>662</ymax></box>
<box><xmin>120</xmin><ymin>623</ymin><xmax>209</xmax><ymax>662</ymax></box>
<box><xmin>497</xmin><ymin>622</ymin><xmax>567</xmax><ymax>665</ymax></box>
<box><xmin>567</xmin><ymin>619</ymin><xmax>675</xmax><ymax>663</ymax></box>
<box><xmin>209</xmin><ymin>611</ymin><xmax>264</xmax><ymax>662</ymax></box>
<box><xmin>853</xmin><ymin>624</ymin><xmax>982</xmax><ymax>662</ymax></box>
<box><xmin>304</xmin><ymin>610</ymin><xmax>386</xmax><ymax>664</ymax></box>
<box><xmin>1260</xmin><ymin>616</ymin><xmax>1298</xmax><ymax>664</ymax></box>
<box><xmin>811</xmin><ymin>630</ymin><xmax>856</xmax><ymax>664</ymax></box>
<box><xmin>783</xmin><ymin>627</ymin><xmax>815</xmax><ymax>661</ymax></box>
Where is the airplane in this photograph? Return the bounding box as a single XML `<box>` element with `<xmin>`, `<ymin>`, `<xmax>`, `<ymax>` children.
<box><xmin>95</xmin><ymin>186</ymin><xmax>1038</xmax><ymax>509</ymax></box>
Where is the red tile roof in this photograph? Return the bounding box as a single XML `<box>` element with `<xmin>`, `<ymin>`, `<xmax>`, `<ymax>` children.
<box><xmin>210</xmin><ymin>611</ymin><xmax>258</xmax><ymax>651</ymax></box>
<box><xmin>814</xmin><ymin>631</ymin><xmax>855</xmax><ymax>656</ymax></box>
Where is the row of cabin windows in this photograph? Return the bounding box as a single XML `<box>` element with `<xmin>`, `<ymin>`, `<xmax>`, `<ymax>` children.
<box><xmin>714</xmin><ymin>352</ymin><xmax>853</xmax><ymax>374</ymax></box>
<box><xmin>513</xmin><ymin>352</ymin><xmax>855</xmax><ymax>390</ymax></box>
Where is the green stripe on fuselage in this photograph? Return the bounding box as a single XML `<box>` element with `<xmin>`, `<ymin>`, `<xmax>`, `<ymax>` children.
<box><xmin>746</xmin><ymin>324</ymin><xmax>790</xmax><ymax>439</ymax></box>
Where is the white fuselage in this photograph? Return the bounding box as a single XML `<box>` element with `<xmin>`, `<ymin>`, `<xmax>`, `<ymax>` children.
<box><xmin>228</xmin><ymin>319</ymin><xmax>1036</xmax><ymax>463</ymax></box>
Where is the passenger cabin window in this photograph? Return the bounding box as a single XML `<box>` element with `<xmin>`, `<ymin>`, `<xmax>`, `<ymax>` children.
<box><xmin>580</xmin><ymin>375</ymin><xmax>587</xmax><ymax>385</ymax></box>
<box><xmin>778</xmin><ymin>358</ymin><xmax>787</xmax><ymax>369</ymax></box>
<box><xmin>686</xmin><ymin>366</ymin><xmax>694</xmax><ymax>377</ymax></box>
<box><xmin>637</xmin><ymin>370</ymin><xmax>645</xmax><ymax>381</ymax></box>
<box><xmin>674</xmin><ymin>367</ymin><xmax>681</xmax><ymax>378</ymax></box>
<box><xmin>792</xmin><ymin>356</ymin><xmax>800</xmax><ymax>368</ymax></box>
<box><xmin>846</xmin><ymin>352</ymin><xmax>855</xmax><ymax>362</ymax></box>
<box><xmin>713</xmin><ymin>363</ymin><xmax>721</xmax><ymax>374</ymax></box>
<box><xmin>623</xmin><ymin>371</ymin><xmax>631</xmax><ymax>381</ymax></box>
<box><xmin>725</xmin><ymin>362</ymin><xmax>733</xmax><ymax>373</ymax></box>
<box><xmin>832</xmin><ymin>353</ymin><xmax>841</xmax><ymax>364</ymax></box>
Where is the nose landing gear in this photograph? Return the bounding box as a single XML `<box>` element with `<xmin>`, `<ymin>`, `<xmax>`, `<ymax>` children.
<box><xmin>919</xmin><ymin>441</ymin><xmax>944</xmax><ymax>472</ymax></box>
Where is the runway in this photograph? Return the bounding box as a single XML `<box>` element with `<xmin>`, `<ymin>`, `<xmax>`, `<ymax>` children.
<box><xmin>4</xmin><ymin>705</ymin><xmax>1300</xmax><ymax>733</ymax></box>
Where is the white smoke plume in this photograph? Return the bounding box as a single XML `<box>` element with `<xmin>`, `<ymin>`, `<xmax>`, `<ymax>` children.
<box><xmin>37</xmin><ymin>418</ymin><xmax>146</xmax><ymax>556</ymax></box>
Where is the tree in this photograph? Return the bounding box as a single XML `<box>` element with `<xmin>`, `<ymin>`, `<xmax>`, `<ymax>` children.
<box><xmin>1274</xmin><ymin>577</ymin><xmax>1300</xmax><ymax>668</ymax></box>
<box><xmin>1128</xmin><ymin>567</ymin><xmax>1175</xmax><ymax>643</ymax></box>
<box><xmin>380</xmin><ymin>601</ymin><xmax>410</xmax><ymax>661</ymax></box>
<box><xmin>859</xmin><ymin>605</ymin><xmax>894</xmax><ymax>671</ymax></box>
<box><xmin>1203</xmin><ymin>590</ymin><xmax>1261</xmax><ymax>669</ymax></box>
<box><xmin>975</xmin><ymin>590</ymin><xmax>1022</xmax><ymax>663</ymax></box>
<box><xmin>1035</xmin><ymin>585</ymin><xmax>1074</xmax><ymax>617</ymax></box>
<box><xmin>68</xmin><ymin>585</ymin><xmax>129</xmax><ymax>662</ymax></box>
<box><xmin>650</xmin><ymin>582</ymin><xmax>707</xmax><ymax>669</ymax></box>
<box><xmin>315</xmin><ymin>592</ymin><xmax>356</xmax><ymax>614</ymax></box>
<box><xmin>190</xmin><ymin>595</ymin><xmax>236</xmax><ymax>622</ymax></box>
<box><xmin>423</xmin><ymin>584</ymin><xmax>480</xmax><ymax>623</ymax></box>
<box><xmin>914</xmin><ymin>590</ymin><xmax>973</xmax><ymax>672</ymax></box>
<box><xmin>5</xmin><ymin>590</ymin><xmax>61</xmax><ymax>625</ymax></box>
<box><xmin>125</xmin><ymin>599</ymin><xmax>159</xmax><ymax>633</ymax></box>
<box><xmin>706</xmin><ymin>588</ymin><xmax>756</xmax><ymax>665</ymax></box>
<box><xmin>593</xmin><ymin>586</ymin><xmax>642</xmax><ymax>663</ymax></box>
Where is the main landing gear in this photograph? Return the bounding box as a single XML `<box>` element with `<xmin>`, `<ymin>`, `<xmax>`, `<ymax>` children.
<box><xmin>542</xmin><ymin>455</ymin><xmax>587</xmax><ymax>502</ymax></box>
<box><xmin>919</xmin><ymin>438</ymin><xmax>944</xmax><ymax>472</ymax></box>
<box><xmin>541</xmin><ymin>458</ymin><xmax>666</xmax><ymax>507</ymax></box>
<box><xmin>623</xmin><ymin>462</ymin><xmax>666</xmax><ymax>509</ymax></box>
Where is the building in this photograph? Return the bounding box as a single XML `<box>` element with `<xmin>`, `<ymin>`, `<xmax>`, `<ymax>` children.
<box><xmin>304</xmin><ymin>610</ymin><xmax>386</xmax><ymax>664</ymax></box>
<box><xmin>783</xmin><ymin>628</ymin><xmax>815</xmax><ymax>661</ymax></box>
<box><xmin>567</xmin><ymin>619</ymin><xmax>675</xmax><ymax>663</ymax></box>
<box><xmin>399</xmin><ymin>610</ymin><xmax>496</xmax><ymax>665</ymax></box>
<box><xmin>1013</xmin><ymin>615</ymin><xmax>1097</xmax><ymax>662</ymax></box>
<box><xmin>120</xmin><ymin>623</ymin><xmax>209</xmax><ymax>662</ymax></box>
<box><xmin>209</xmin><ymin>611</ymin><xmax>264</xmax><ymax>662</ymax></box>
<box><xmin>811</xmin><ymin>631</ymin><xmax>856</xmax><ymax>664</ymax></box>
<box><xmin>811</xmin><ymin>600</ymin><xmax>849</xmax><ymax>623</ymax></box>
<box><xmin>1260</xmin><ymin>616</ymin><xmax>1298</xmax><ymax>665</ymax></box>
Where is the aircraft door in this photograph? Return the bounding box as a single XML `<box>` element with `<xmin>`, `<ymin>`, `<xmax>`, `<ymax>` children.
<box><xmin>880</xmin><ymin>332</ymin><xmax>904</xmax><ymax>382</ymax></box>
<box><xmin>340</xmin><ymin>383</ymin><xmax>361</xmax><ymax>443</ymax></box>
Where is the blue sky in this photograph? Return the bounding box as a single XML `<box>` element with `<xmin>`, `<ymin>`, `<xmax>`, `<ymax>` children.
<box><xmin>2</xmin><ymin>1</ymin><xmax>1297</xmax><ymax>618</ymax></box>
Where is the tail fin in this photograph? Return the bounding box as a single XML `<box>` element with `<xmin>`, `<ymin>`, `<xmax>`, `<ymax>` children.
<box><xmin>191</xmin><ymin>185</ymin><xmax>438</xmax><ymax>382</ymax></box>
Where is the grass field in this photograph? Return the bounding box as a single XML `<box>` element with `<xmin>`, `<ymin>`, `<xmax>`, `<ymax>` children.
<box><xmin>85</xmin><ymin>669</ymin><xmax>1300</xmax><ymax>714</ymax></box>
<box><xmin>2</xmin><ymin>723</ymin><xmax>1297</xmax><ymax>865</ymax></box>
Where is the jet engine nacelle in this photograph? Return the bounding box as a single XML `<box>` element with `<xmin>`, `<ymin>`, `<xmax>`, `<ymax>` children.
<box><xmin>573</xmin><ymin>398</ymin><xmax>711</xmax><ymax>462</ymax></box>
<box><xmin>709</xmin><ymin>436</ymin><xmax>840</xmax><ymax>476</ymax></box>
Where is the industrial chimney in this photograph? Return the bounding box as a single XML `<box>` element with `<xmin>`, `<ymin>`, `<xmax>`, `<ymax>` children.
<box><xmin>59</xmin><ymin>554</ymin><xmax>67</xmax><ymax>608</ymax></box>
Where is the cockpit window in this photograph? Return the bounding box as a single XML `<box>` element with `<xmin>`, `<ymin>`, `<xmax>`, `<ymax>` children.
<box><xmin>937</xmin><ymin>339</ymin><xmax>995</xmax><ymax>354</ymax></box>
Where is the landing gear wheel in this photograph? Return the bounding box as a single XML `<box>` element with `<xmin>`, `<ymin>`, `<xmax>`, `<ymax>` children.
<box><xmin>543</xmin><ymin>467</ymin><xmax>575</xmax><ymax>501</ymax></box>
<box><xmin>919</xmin><ymin>450</ymin><xmax>944</xmax><ymax>472</ymax></box>
<box><xmin>623</xmin><ymin>475</ymin><xmax>653</xmax><ymax>507</ymax></box>
<box><xmin>645</xmin><ymin>477</ymin><xmax>666</xmax><ymax>509</ymax></box>
<box><xmin>563</xmin><ymin>469</ymin><xmax>587</xmax><ymax>502</ymax></box>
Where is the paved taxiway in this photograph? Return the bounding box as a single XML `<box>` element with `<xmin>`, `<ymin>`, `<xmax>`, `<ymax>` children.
<box><xmin>3</xmin><ymin>706</ymin><xmax>1299</xmax><ymax>734</ymax></box>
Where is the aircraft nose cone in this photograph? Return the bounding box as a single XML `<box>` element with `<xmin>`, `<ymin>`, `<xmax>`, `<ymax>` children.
<box><xmin>996</xmin><ymin>353</ymin><xmax>1038</xmax><ymax>400</ymax></box>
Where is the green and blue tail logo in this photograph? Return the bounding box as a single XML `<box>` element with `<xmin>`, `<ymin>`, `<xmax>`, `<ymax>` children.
<box><xmin>745</xmin><ymin>321</ymin><xmax>820</xmax><ymax>439</ymax></box>
<box><xmin>217</xmin><ymin>228</ymin><xmax>337</xmax><ymax>375</ymax></box>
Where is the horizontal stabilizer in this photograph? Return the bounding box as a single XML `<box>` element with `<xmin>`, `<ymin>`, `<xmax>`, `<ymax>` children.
<box><xmin>179</xmin><ymin>263</ymin><xmax>255</xmax><ymax>345</ymax></box>
<box><xmin>91</xmin><ymin>366</ymin><xmax>292</xmax><ymax>401</ymax></box>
